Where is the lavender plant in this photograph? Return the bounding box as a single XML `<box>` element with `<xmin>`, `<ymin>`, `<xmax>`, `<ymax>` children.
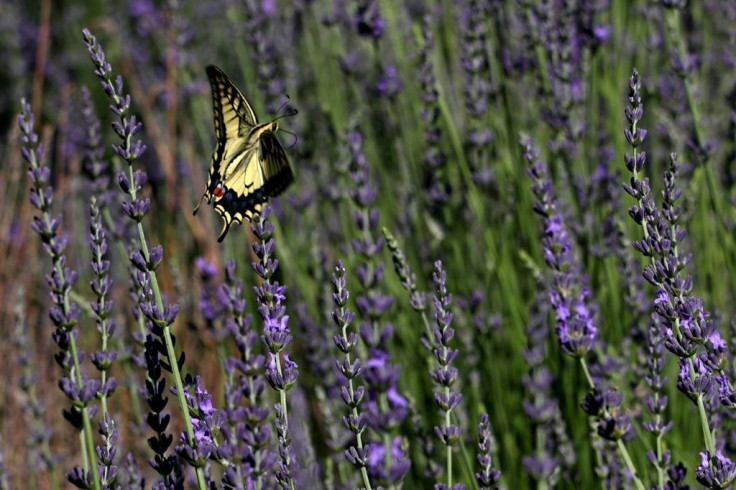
<box><xmin>83</xmin><ymin>28</ymin><xmax>207</xmax><ymax>488</ymax></box>
<box><xmin>219</xmin><ymin>259</ymin><xmax>274</xmax><ymax>488</ymax></box>
<box><xmin>622</xmin><ymin>67</ymin><xmax>736</xmax><ymax>489</ymax></box>
<box><xmin>8</xmin><ymin>2</ymin><xmax>736</xmax><ymax>488</ymax></box>
<box><xmin>19</xmin><ymin>99</ymin><xmax>102</xmax><ymax>489</ymax></box>
<box><xmin>330</xmin><ymin>260</ymin><xmax>372</xmax><ymax>489</ymax></box>
<box><xmin>523</xmin><ymin>132</ymin><xmax>644</xmax><ymax>488</ymax></box>
<box><xmin>251</xmin><ymin>206</ymin><xmax>299</xmax><ymax>489</ymax></box>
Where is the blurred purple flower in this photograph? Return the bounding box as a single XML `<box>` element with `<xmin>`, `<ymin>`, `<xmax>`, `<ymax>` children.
<box><xmin>417</xmin><ymin>17</ymin><xmax>450</xmax><ymax>208</ymax></box>
<box><xmin>376</xmin><ymin>64</ymin><xmax>403</xmax><ymax>99</ymax></box>
<box><xmin>219</xmin><ymin>260</ymin><xmax>274</xmax><ymax>489</ymax></box>
<box><xmin>345</xmin><ymin>123</ymin><xmax>408</xmax><ymax>486</ymax></box>
<box><xmin>476</xmin><ymin>413</ymin><xmax>501</xmax><ymax>489</ymax></box>
<box><xmin>354</xmin><ymin>0</ymin><xmax>384</xmax><ymax>40</ymax></box>
<box><xmin>521</xmin><ymin>291</ymin><xmax>574</xmax><ymax>485</ymax></box>
<box><xmin>523</xmin><ymin>134</ymin><xmax>597</xmax><ymax>358</ymax></box>
<box><xmin>13</xmin><ymin>293</ymin><xmax>59</xmax><ymax>477</ymax></box>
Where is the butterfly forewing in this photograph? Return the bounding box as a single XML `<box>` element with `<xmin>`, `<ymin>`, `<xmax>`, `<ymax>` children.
<box><xmin>196</xmin><ymin>65</ymin><xmax>295</xmax><ymax>242</ymax></box>
<box><xmin>206</xmin><ymin>65</ymin><xmax>258</xmax><ymax>137</ymax></box>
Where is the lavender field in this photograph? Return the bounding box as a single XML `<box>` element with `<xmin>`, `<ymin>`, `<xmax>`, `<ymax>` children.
<box><xmin>2</xmin><ymin>0</ymin><xmax>736</xmax><ymax>488</ymax></box>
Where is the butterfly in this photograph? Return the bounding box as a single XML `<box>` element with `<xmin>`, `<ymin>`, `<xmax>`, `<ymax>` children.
<box><xmin>194</xmin><ymin>65</ymin><xmax>295</xmax><ymax>242</ymax></box>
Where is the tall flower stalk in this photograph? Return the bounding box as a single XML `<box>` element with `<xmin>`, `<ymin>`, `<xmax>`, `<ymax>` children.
<box><xmin>251</xmin><ymin>206</ymin><xmax>299</xmax><ymax>489</ymax></box>
<box><xmin>345</xmin><ymin>125</ymin><xmax>409</xmax><ymax>486</ymax></box>
<box><xmin>523</xmin><ymin>132</ymin><xmax>644</xmax><ymax>489</ymax></box>
<box><xmin>220</xmin><ymin>259</ymin><xmax>274</xmax><ymax>488</ymax></box>
<box><xmin>427</xmin><ymin>261</ymin><xmax>464</xmax><ymax>489</ymax></box>
<box><xmin>19</xmin><ymin>99</ymin><xmax>102</xmax><ymax>490</ymax></box>
<box><xmin>82</xmin><ymin>28</ymin><xmax>207</xmax><ymax>489</ymax></box>
<box><xmin>331</xmin><ymin>260</ymin><xmax>372</xmax><ymax>489</ymax></box>
<box><xmin>622</xmin><ymin>68</ymin><xmax>736</xmax><ymax>488</ymax></box>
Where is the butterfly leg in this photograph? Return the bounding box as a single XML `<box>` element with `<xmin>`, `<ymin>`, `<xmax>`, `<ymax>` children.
<box><xmin>193</xmin><ymin>191</ymin><xmax>209</xmax><ymax>215</ymax></box>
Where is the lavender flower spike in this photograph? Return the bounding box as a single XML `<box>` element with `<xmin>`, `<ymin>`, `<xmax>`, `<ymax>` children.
<box><xmin>19</xmin><ymin>98</ymin><xmax>101</xmax><ymax>490</ymax></box>
<box><xmin>476</xmin><ymin>413</ymin><xmax>501</xmax><ymax>489</ymax></box>
<box><xmin>427</xmin><ymin>260</ymin><xmax>464</xmax><ymax>489</ymax></box>
<box><xmin>331</xmin><ymin>261</ymin><xmax>373</xmax><ymax>489</ymax></box>
<box><xmin>523</xmin><ymin>133</ymin><xmax>597</xmax><ymax>358</ymax></box>
<box><xmin>252</xmin><ymin>206</ymin><xmax>299</xmax><ymax>489</ymax></box>
<box><xmin>219</xmin><ymin>259</ymin><xmax>273</xmax><ymax>488</ymax></box>
<box><xmin>83</xmin><ymin>28</ymin><xmax>206</xmax><ymax>488</ymax></box>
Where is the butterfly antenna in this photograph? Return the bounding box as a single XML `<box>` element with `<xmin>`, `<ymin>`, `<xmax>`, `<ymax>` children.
<box><xmin>280</xmin><ymin>128</ymin><xmax>299</xmax><ymax>149</ymax></box>
<box><xmin>274</xmin><ymin>94</ymin><xmax>299</xmax><ymax>121</ymax></box>
<box><xmin>275</xmin><ymin>94</ymin><xmax>291</xmax><ymax>117</ymax></box>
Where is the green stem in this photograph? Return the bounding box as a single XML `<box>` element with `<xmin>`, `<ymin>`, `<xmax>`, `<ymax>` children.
<box><xmin>122</xmin><ymin>134</ymin><xmax>207</xmax><ymax>490</ymax></box>
<box><xmin>615</xmin><ymin>440</ymin><xmax>646</xmax><ymax>490</ymax></box>
<box><xmin>69</xmin><ymin>333</ymin><xmax>102</xmax><ymax>490</ymax></box>
<box><xmin>579</xmin><ymin>357</ymin><xmax>644</xmax><ymax>489</ymax></box>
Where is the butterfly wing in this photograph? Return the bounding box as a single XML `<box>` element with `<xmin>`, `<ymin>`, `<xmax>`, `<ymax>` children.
<box><xmin>212</xmin><ymin>130</ymin><xmax>294</xmax><ymax>242</ymax></box>
<box><xmin>206</xmin><ymin>65</ymin><xmax>258</xmax><ymax>136</ymax></box>
<box><xmin>258</xmin><ymin>130</ymin><xmax>294</xmax><ymax>197</ymax></box>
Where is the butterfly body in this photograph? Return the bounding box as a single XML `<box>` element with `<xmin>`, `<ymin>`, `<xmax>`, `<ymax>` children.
<box><xmin>195</xmin><ymin>65</ymin><xmax>294</xmax><ymax>242</ymax></box>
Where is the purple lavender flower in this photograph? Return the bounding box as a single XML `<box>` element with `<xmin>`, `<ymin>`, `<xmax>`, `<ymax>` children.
<box><xmin>242</xmin><ymin>0</ymin><xmax>287</xmax><ymax>113</ymax></box>
<box><xmin>195</xmin><ymin>256</ymin><xmax>226</xmax><ymax>334</ymax></box>
<box><xmin>331</xmin><ymin>261</ymin><xmax>372</xmax><ymax>488</ymax></box>
<box><xmin>219</xmin><ymin>259</ymin><xmax>274</xmax><ymax>488</ymax></box>
<box><xmin>376</xmin><ymin>63</ymin><xmax>403</xmax><ymax>99</ymax></box>
<box><xmin>345</xmin><ymin>125</ymin><xmax>409</xmax><ymax>486</ymax></box>
<box><xmin>88</xmin><ymin>197</ymin><xmax>121</xmax><ymax>485</ymax></box>
<box><xmin>525</xmin><ymin>131</ymin><xmax>646</xmax><ymax>486</ymax></box>
<box><xmin>80</xmin><ymin>86</ymin><xmax>112</xmax><ymax>204</ymax></box>
<box><xmin>476</xmin><ymin>413</ymin><xmax>501</xmax><ymax>489</ymax></box>
<box><xmin>523</xmin><ymin>133</ymin><xmax>597</xmax><ymax>358</ymax></box>
<box><xmin>89</xmin><ymin>198</ymin><xmax>118</xmax><ymax>404</ymax></box>
<box><xmin>521</xmin><ymin>291</ymin><xmax>574</xmax><ymax>485</ymax></box>
<box><xmin>417</xmin><ymin>17</ymin><xmax>450</xmax><ymax>208</ymax></box>
<box><xmin>19</xmin><ymin>98</ymin><xmax>102</xmax><ymax>489</ymax></box>
<box><xmin>97</xmin><ymin>414</ymin><xmax>119</xmax><ymax>487</ymax></box>
<box><xmin>84</xmin><ymin>27</ymin><xmax>208</xmax><ymax>486</ymax></box>
<box><xmin>142</xmin><ymin>334</ymin><xmax>180</xmax><ymax>485</ymax></box>
<box><xmin>176</xmin><ymin>375</ymin><xmax>221</xmax><ymax>472</ymax></box>
<box><xmin>354</xmin><ymin>0</ymin><xmax>384</xmax><ymax>40</ymax></box>
<box><xmin>122</xmin><ymin>453</ymin><xmax>145</xmax><ymax>488</ymax></box>
<box><xmin>641</xmin><ymin>316</ymin><xmax>677</xmax><ymax>483</ymax></box>
<box><xmin>251</xmin><ymin>206</ymin><xmax>299</xmax><ymax>488</ymax></box>
<box><xmin>13</xmin><ymin>292</ymin><xmax>59</xmax><ymax>485</ymax></box>
<box><xmin>622</xmin><ymin>70</ymin><xmax>729</xmax><ymax>474</ymax></box>
<box><xmin>425</xmin><ymin>261</ymin><xmax>464</xmax><ymax>489</ymax></box>
<box><xmin>458</xmin><ymin>0</ymin><xmax>495</xmax><ymax>186</ymax></box>
<box><xmin>697</xmin><ymin>450</ymin><xmax>736</xmax><ymax>489</ymax></box>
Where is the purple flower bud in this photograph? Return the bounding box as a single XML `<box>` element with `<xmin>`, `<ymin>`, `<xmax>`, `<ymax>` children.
<box><xmin>121</xmin><ymin>198</ymin><xmax>151</xmax><ymax>222</ymax></box>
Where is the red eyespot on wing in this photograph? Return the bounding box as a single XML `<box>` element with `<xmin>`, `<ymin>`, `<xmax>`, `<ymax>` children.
<box><xmin>213</xmin><ymin>183</ymin><xmax>225</xmax><ymax>198</ymax></box>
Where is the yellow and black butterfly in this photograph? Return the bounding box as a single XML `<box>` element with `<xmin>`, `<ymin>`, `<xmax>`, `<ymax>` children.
<box><xmin>194</xmin><ymin>65</ymin><xmax>295</xmax><ymax>242</ymax></box>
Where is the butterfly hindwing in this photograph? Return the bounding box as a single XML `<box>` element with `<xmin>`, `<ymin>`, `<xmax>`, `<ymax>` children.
<box><xmin>213</xmin><ymin>148</ymin><xmax>267</xmax><ymax>241</ymax></box>
<box><xmin>259</xmin><ymin>131</ymin><xmax>294</xmax><ymax>197</ymax></box>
